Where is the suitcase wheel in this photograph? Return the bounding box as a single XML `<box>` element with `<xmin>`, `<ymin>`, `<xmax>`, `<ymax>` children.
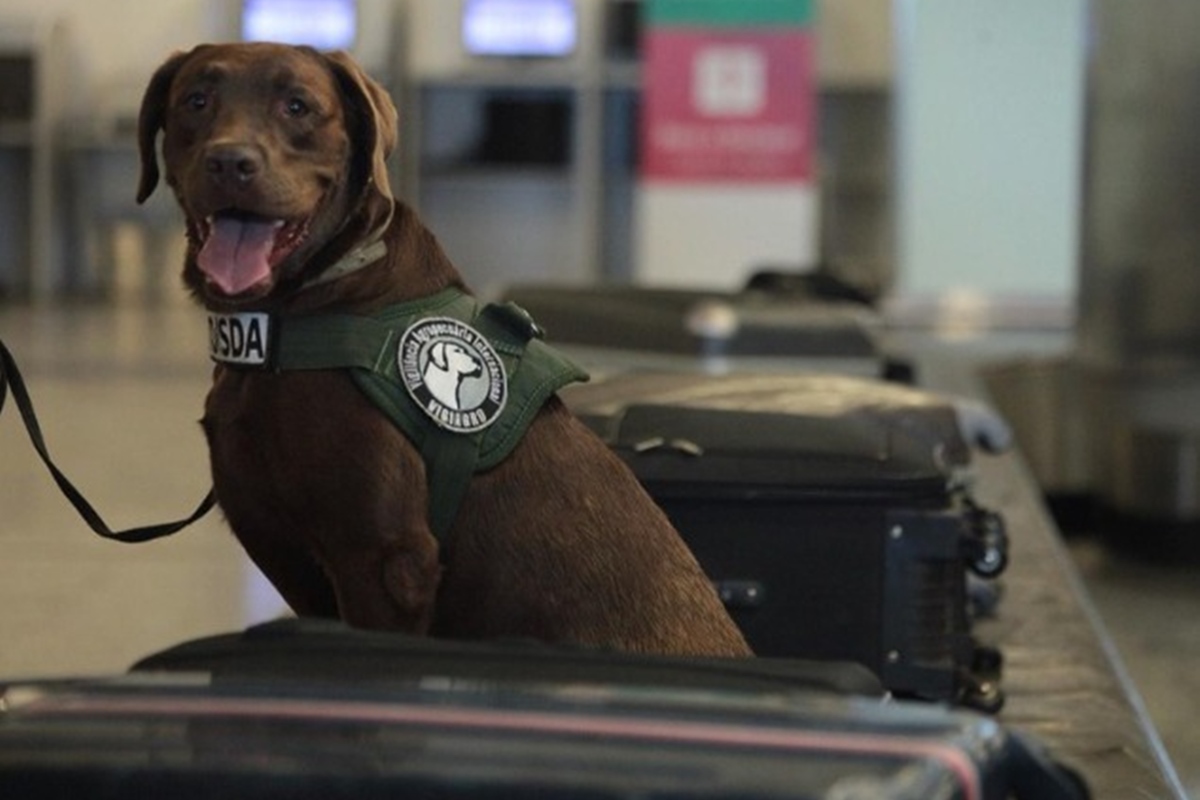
<box><xmin>972</xmin><ymin>645</ymin><xmax>1004</xmax><ymax>676</ymax></box>
<box><xmin>966</xmin><ymin>510</ymin><xmax>1008</xmax><ymax>578</ymax></box>
<box><xmin>959</xmin><ymin>670</ymin><xmax>1006</xmax><ymax>714</ymax></box>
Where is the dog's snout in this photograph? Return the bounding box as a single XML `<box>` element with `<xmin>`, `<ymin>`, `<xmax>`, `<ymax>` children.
<box><xmin>205</xmin><ymin>144</ymin><xmax>263</xmax><ymax>186</ymax></box>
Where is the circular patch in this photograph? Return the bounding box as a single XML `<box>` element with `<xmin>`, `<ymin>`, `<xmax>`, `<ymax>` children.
<box><xmin>398</xmin><ymin>317</ymin><xmax>508</xmax><ymax>433</ymax></box>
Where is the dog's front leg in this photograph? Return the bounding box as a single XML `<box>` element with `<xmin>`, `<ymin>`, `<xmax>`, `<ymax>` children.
<box><xmin>315</xmin><ymin>423</ymin><xmax>446</xmax><ymax>634</ymax></box>
<box><xmin>206</xmin><ymin>372</ymin><xmax>444</xmax><ymax>634</ymax></box>
<box><xmin>325</xmin><ymin>534</ymin><xmax>443</xmax><ymax>633</ymax></box>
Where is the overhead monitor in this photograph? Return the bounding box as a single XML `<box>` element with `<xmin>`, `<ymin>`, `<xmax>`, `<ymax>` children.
<box><xmin>462</xmin><ymin>0</ymin><xmax>578</xmax><ymax>59</ymax></box>
<box><xmin>241</xmin><ymin>0</ymin><xmax>358</xmax><ymax>50</ymax></box>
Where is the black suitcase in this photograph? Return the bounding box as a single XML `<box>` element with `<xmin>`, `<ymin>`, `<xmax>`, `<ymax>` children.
<box><xmin>562</xmin><ymin>372</ymin><xmax>1010</xmax><ymax>710</ymax></box>
<box><xmin>131</xmin><ymin>617</ymin><xmax>884</xmax><ymax>697</ymax></box>
<box><xmin>501</xmin><ymin>275</ymin><xmax>907</xmax><ymax>379</ymax></box>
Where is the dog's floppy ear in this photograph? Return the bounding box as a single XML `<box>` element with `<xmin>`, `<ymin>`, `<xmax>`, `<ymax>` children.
<box><xmin>324</xmin><ymin>50</ymin><xmax>397</xmax><ymax>201</ymax></box>
<box><xmin>429</xmin><ymin>341</ymin><xmax>448</xmax><ymax>371</ymax></box>
<box><xmin>136</xmin><ymin>48</ymin><xmax>196</xmax><ymax>204</ymax></box>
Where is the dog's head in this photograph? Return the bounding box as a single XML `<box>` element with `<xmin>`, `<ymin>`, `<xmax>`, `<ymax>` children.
<box><xmin>137</xmin><ymin>43</ymin><xmax>397</xmax><ymax>306</ymax></box>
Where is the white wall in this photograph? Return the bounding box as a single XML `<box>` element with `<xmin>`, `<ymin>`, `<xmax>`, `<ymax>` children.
<box><xmin>0</xmin><ymin>0</ymin><xmax>220</xmax><ymax>117</ymax></box>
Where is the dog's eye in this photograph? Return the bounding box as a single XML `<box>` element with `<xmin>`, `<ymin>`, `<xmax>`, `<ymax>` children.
<box><xmin>184</xmin><ymin>91</ymin><xmax>209</xmax><ymax>111</ymax></box>
<box><xmin>284</xmin><ymin>97</ymin><xmax>310</xmax><ymax>118</ymax></box>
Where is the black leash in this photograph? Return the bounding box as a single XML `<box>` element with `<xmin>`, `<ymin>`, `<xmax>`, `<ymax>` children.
<box><xmin>0</xmin><ymin>339</ymin><xmax>215</xmax><ymax>543</ymax></box>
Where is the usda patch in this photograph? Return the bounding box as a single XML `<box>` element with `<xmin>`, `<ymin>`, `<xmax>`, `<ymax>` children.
<box><xmin>398</xmin><ymin>317</ymin><xmax>507</xmax><ymax>433</ymax></box>
<box><xmin>208</xmin><ymin>313</ymin><xmax>271</xmax><ymax>367</ymax></box>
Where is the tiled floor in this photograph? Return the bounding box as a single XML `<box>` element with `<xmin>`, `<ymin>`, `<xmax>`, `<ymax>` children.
<box><xmin>1</xmin><ymin>291</ymin><xmax>1196</xmax><ymax>796</ymax></box>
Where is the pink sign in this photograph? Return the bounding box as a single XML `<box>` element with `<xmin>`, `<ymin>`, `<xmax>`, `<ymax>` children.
<box><xmin>642</xmin><ymin>29</ymin><xmax>816</xmax><ymax>183</ymax></box>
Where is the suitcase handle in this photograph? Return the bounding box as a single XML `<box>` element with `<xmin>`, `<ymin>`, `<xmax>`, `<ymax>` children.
<box><xmin>633</xmin><ymin>437</ymin><xmax>705</xmax><ymax>457</ymax></box>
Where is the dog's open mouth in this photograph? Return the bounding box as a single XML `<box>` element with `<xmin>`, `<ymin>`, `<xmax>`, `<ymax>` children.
<box><xmin>196</xmin><ymin>211</ymin><xmax>310</xmax><ymax>297</ymax></box>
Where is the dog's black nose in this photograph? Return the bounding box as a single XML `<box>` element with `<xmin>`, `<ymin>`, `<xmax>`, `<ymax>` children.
<box><xmin>205</xmin><ymin>144</ymin><xmax>262</xmax><ymax>186</ymax></box>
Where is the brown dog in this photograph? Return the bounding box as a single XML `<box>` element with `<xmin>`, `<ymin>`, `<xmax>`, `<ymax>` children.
<box><xmin>136</xmin><ymin>43</ymin><xmax>750</xmax><ymax>657</ymax></box>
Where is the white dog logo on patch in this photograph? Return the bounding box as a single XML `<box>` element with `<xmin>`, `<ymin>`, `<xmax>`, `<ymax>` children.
<box><xmin>424</xmin><ymin>340</ymin><xmax>483</xmax><ymax>410</ymax></box>
<box><xmin>399</xmin><ymin>317</ymin><xmax>507</xmax><ymax>433</ymax></box>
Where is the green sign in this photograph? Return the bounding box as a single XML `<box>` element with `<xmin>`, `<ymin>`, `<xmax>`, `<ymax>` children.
<box><xmin>646</xmin><ymin>0</ymin><xmax>814</xmax><ymax>27</ymax></box>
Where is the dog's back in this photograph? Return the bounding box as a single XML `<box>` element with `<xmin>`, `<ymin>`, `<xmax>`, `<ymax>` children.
<box><xmin>436</xmin><ymin>397</ymin><xmax>751</xmax><ymax>655</ymax></box>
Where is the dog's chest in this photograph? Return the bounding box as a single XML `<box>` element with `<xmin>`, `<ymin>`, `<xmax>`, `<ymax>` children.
<box><xmin>202</xmin><ymin>370</ymin><xmax>373</xmax><ymax>485</ymax></box>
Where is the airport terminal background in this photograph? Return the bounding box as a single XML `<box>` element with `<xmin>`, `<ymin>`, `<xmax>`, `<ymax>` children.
<box><xmin>1</xmin><ymin>1</ymin><xmax>1198</xmax><ymax>795</ymax></box>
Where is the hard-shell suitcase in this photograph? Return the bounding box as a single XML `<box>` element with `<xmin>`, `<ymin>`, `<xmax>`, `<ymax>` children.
<box><xmin>0</xmin><ymin>618</ymin><xmax>1088</xmax><ymax>800</ymax></box>
<box><xmin>562</xmin><ymin>371</ymin><xmax>1011</xmax><ymax>710</ymax></box>
<box><xmin>131</xmin><ymin>617</ymin><xmax>884</xmax><ymax>697</ymax></box>
<box><xmin>501</xmin><ymin>274</ymin><xmax>904</xmax><ymax>378</ymax></box>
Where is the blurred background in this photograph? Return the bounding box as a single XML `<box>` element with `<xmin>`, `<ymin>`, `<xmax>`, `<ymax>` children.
<box><xmin>0</xmin><ymin>1</ymin><xmax>1197</xmax><ymax>795</ymax></box>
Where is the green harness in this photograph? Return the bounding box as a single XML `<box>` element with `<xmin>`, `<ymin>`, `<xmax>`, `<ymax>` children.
<box><xmin>207</xmin><ymin>288</ymin><xmax>588</xmax><ymax>542</ymax></box>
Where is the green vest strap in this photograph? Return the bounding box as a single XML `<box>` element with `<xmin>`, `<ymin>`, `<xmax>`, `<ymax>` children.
<box><xmin>420</xmin><ymin>426</ymin><xmax>480</xmax><ymax>545</ymax></box>
<box><xmin>274</xmin><ymin>288</ymin><xmax>468</xmax><ymax>373</ymax></box>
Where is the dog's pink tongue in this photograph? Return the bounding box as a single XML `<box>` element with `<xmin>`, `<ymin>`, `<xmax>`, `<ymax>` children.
<box><xmin>197</xmin><ymin>216</ymin><xmax>281</xmax><ymax>295</ymax></box>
